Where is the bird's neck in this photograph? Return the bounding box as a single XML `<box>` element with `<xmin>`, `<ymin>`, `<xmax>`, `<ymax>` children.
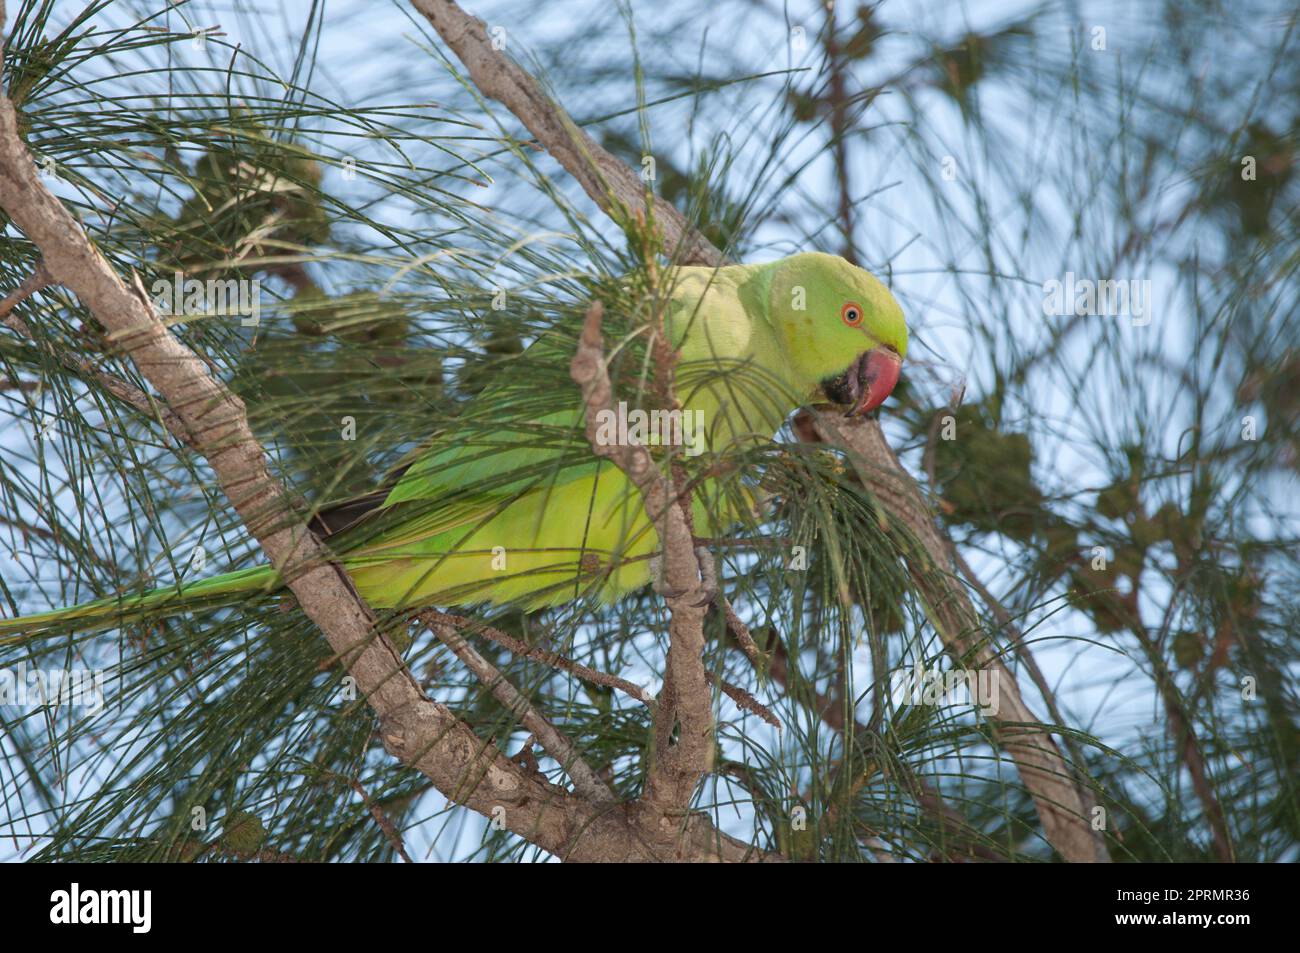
<box><xmin>667</xmin><ymin>261</ymin><xmax>807</xmax><ymax>454</ymax></box>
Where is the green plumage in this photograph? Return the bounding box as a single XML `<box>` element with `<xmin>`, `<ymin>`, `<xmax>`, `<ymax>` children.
<box><xmin>0</xmin><ymin>253</ymin><xmax>907</xmax><ymax>638</ymax></box>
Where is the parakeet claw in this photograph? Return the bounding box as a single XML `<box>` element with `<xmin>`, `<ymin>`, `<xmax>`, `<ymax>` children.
<box><xmin>656</xmin><ymin>585</ymin><xmax>692</xmax><ymax>598</ymax></box>
<box><xmin>648</xmin><ymin>549</ymin><xmax>720</xmax><ymax>606</ymax></box>
<box><xmin>648</xmin><ymin>553</ymin><xmax>685</xmax><ymax>597</ymax></box>
<box><xmin>692</xmin><ymin>545</ymin><xmax>719</xmax><ymax>606</ymax></box>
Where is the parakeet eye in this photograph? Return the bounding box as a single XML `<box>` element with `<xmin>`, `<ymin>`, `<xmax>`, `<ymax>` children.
<box><xmin>841</xmin><ymin>301</ymin><xmax>863</xmax><ymax>327</ymax></box>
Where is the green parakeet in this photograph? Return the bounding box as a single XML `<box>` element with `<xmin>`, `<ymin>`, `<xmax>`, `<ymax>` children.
<box><xmin>0</xmin><ymin>252</ymin><xmax>906</xmax><ymax>638</ymax></box>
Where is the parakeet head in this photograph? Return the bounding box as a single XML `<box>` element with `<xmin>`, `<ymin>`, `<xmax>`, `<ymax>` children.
<box><xmin>768</xmin><ymin>252</ymin><xmax>907</xmax><ymax>416</ymax></box>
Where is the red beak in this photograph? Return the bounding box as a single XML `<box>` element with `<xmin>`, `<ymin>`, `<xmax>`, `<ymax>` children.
<box><xmin>847</xmin><ymin>347</ymin><xmax>902</xmax><ymax>416</ymax></box>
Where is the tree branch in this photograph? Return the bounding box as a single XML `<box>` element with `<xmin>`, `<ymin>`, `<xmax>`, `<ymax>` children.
<box><xmin>805</xmin><ymin>411</ymin><xmax>1108</xmax><ymax>863</ymax></box>
<box><xmin>947</xmin><ymin>544</ymin><xmax>1106</xmax><ymax>838</ymax></box>
<box><xmin>1</xmin><ymin>262</ymin><xmax>195</xmax><ymax>448</ymax></box>
<box><xmin>423</xmin><ymin>609</ymin><xmax>657</xmax><ymax>706</ymax></box>
<box><xmin>426</xmin><ymin>609</ymin><xmax>779</xmax><ymax>728</ymax></box>
<box><xmin>409</xmin><ymin>0</ymin><xmax>720</xmax><ymax>266</ymax></box>
<box><xmin>420</xmin><ymin>610</ymin><xmax>616</xmax><ymax>804</ymax></box>
<box><xmin>570</xmin><ymin>301</ymin><xmax>715</xmax><ymax>815</ymax></box>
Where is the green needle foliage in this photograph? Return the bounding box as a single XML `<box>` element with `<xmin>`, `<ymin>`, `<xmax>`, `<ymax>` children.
<box><xmin>0</xmin><ymin>0</ymin><xmax>1296</xmax><ymax>863</ymax></box>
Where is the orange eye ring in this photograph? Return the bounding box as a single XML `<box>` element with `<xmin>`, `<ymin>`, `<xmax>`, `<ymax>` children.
<box><xmin>841</xmin><ymin>301</ymin><xmax>864</xmax><ymax>327</ymax></box>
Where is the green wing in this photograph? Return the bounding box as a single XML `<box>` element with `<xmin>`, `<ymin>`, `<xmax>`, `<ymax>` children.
<box><xmin>333</xmin><ymin>328</ymin><xmax>607</xmax><ymax>557</ymax></box>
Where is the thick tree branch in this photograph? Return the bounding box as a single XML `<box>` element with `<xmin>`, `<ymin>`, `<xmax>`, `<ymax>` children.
<box><xmin>806</xmin><ymin>412</ymin><xmax>1109</xmax><ymax>863</ymax></box>
<box><xmin>947</xmin><ymin>544</ymin><xmax>1107</xmax><ymax>837</ymax></box>
<box><xmin>570</xmin><ymin>301</ymin><xmax>715</xmax><ymax>814</ymax></box>
<box><xmin>409</xmin><ymin>0</ymin><xmax>720</xmax><ymax>266</ymax></box>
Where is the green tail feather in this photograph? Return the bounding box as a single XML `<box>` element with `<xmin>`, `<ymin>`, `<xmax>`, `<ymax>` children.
<box><xmin>0</xmin><ymin>565</ymin><xmax>280</xmax><ymax>641</ymax></box>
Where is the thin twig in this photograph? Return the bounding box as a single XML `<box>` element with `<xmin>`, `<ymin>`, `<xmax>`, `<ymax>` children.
<box><xmin>0</xmin><ymin>264</ymin><xmax>48</xmax><ymax>318</ymax></box>
<box><xmin>424</xmin><ymin>610</ymin><xmax>655</xmax><ymax>705</ymax></box>
<box><xmin>426</xmin><ymin>610</ymin><xmax>779</xmax><ymax>729</ymax></box>
<box><xmin>824</xmin><ymin>5</ymin><xmax>858</xmax><ymax>266</ymax></box>
<box><xmin>1</xmin><ymin>263</ymin><xmax>195</xmax><ymax>447</ymax></box>
<box><xmin>707</xmin><ymin>671</ymin><xmax>781</xmax><ymax>730</ymax></box>
<box><xmin>420</xmin><ymin>610</ymin><xmax>617</xmax><ymax>804</ymax></box>
<box><xmin>345</xmin><ymin>777</ymin><xmax>414</xmax><ymax>863</ymax></box>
